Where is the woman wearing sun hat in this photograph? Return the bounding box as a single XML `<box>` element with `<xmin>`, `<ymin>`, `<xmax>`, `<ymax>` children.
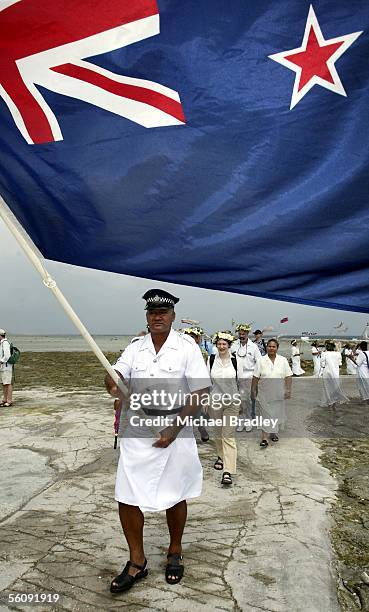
<box><xmin>207</xmin><ymin>331</ymin><xmax>240</xmax><ymax>486</ymax></box>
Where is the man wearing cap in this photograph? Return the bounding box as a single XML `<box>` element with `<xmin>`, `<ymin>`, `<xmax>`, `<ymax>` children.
<box><xmin>105</xmin><ymin>289</ymin><xmax>210</xmax><ymax>593</ymax></box>
<box><xmin>253</xmin><ymin>330</ymin><xmax>267</xmax><ymax>357</ymax></box>
<box><xmin>0</xmin><ymin>329</ymin><xmax>13</xmax><ymax>407</ymax></box>
<box><xmin>232</xmin><ymin>324</ymin><xmax>261</xmax><ymax>432</ymax></box>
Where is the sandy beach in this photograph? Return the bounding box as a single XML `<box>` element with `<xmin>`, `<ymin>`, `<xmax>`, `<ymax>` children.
<box><xmin>0</xmin><ymin>343</ymin><xmax>368</xmax><ymax>611</ymax></box>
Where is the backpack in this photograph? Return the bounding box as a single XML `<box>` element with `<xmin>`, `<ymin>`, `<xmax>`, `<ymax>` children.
<box><xmin>7</xmin><ymin>343</ymin><xmax>21</xmax><ymax>365</ymax></box>
<box><xmin>209</xmin><ymin>353</ymin><xmax>237</xmax><ymax>375</ymax></box>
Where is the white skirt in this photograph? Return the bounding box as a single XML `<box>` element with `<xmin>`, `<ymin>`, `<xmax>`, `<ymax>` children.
<box><xmin>312</xmin><ymin>356</ymin><xmax>320</xmax><ymax>377</ymax></box>
<box><xmin>347</xmin><ymin>359</ymin><xmax>357</xmax><ymax>375</ymax></box>
<box><xmin>291</xmin><ymin>356</ymin><xmax>305</xmax><ymax>376</ymax></box>
<box><xmin>321</xmin><ymin>376</ymin><xmax>348</xmax><ymax>407</ymax></box>
<box><xmin>115</xmin><ymin>433</ymin><xmax>202</xmax><ymax>512</ymax></box>
<box><xmin>357</xmin><ymin>374</ymin><xmax>369</xmax><ymax>401</ymax></box>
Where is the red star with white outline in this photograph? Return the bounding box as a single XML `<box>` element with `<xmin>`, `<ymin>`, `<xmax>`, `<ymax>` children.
<box><xmin>269</xmin><ymin>5</ymin><xmax>362</xmax><ymax>109</ymax></box>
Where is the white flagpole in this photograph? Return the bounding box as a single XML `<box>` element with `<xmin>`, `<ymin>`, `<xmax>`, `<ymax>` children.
<box><xmin>0</xmin><ymin>196</ymin><xmax>127</xmax><ymax>398</ymax></box>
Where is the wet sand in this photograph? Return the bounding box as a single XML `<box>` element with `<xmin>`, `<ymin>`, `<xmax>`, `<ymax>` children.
<box><xmin>307</xmin><ymin>399</ymin><xmax>369</xmax><ymax>611</ymax></box>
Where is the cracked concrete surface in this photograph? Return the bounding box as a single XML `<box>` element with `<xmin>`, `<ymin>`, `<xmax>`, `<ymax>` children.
<box><xmin>0</xmin><ymin>379</ymin><xmax>348</xmax><ymax>611</ymax></box>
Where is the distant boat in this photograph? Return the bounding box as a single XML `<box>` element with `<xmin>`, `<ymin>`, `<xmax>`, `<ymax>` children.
<box><xmin>181</xmin><ymin>318</ymin><xmax>200</xmax><ymax>325</ymax></box>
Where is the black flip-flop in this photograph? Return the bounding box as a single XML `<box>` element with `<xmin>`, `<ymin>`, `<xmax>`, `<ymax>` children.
<box><xmin>259</xmin><ymin>440</ymin><xmax>268</xmax><ymax>448</ymax></box>
<box><xmin>166</xmin><ymin>553</ymin><xmax>184</xmax><ymax>584</ymax></box>
<box><xmin>270</xmin><ymin>434</ymin><xmax>279</xmax><ymax>442</ymax></box>
<box><xmin>110</xmin><ymin>558</ymin><xmax>148</xmax><ymax>593</ymax></box>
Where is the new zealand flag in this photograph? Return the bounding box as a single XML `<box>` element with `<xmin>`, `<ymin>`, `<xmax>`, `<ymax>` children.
<box><xmin>0</xmin><ymin>0</ymin><xmax>368</xmax><ymax>312</ymax></box>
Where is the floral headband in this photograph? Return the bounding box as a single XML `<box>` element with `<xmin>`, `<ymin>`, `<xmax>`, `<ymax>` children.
<box><xmin>183</xmin><ymin>326</ymin><xmax>203</xmax><ymax>337</ymax></box>
<box><xmin>235</xmin><ymin>323</ymin><xmax>251</xmax><ymax>332</ymax></box>
<box><xmin>212</xmin><ymin>331</ymin><xmax>234</xmax><ymax>343</ymax></box>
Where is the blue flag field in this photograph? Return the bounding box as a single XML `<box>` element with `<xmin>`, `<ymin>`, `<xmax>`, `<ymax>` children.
<box><xmin>0</xmin><ymin>0</ymin><xmax>368</xmax><ymax>312</ymax></box>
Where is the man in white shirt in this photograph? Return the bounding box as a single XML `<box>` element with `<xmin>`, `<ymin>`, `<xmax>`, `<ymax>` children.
<box><xmin>0</xmin><ymin>329</ymin><xmax>13</xmax><ymax>407</ymax></box>
<box><xmin>105</xmin><ymin>289</ymin><xmax>210</xmax><ymax>592</ymax></box>
<box><xmin>232</xmin><ymin>324</ymin><xmax>261</xmax><ymax>431</ymax></box>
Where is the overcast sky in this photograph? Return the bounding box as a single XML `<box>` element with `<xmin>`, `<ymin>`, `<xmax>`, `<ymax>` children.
<box><xmin>1</xmin><ymin>218</ymin><xmax>368</xmax><ymax>337</ymax></box>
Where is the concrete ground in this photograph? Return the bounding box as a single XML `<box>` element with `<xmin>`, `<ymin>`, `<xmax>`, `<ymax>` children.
<box><xmin>0</xmin><ymin>377</ymin><xmax>358</xmax><ymax>611</ymax></box>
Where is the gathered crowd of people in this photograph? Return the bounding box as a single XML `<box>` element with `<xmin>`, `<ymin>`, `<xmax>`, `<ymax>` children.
<box><xmin>102</xmin><ymin>289</ymin><xmax>369</xmax><ymax>594</ymax></box>
<box><xmin>1</xmin><ymin>295</ymin><xmax>368</xmax><ymax>596</ymax></box>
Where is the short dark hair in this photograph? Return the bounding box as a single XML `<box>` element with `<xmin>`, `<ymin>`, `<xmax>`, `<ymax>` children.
<box><xmin>216</xmin><ymin>338</ymin><xmax>232</xmax><ymax>347</ymax></box>
<box><xmin>267</xmin><ymin>338</ymin><xmax>279</xmax><ymax>348</ymax></box>
<box><xmin>359</xmin><ymin>341</ymin><xmax>368</xmax><ymax>351</ymax></box>
<box><xmin>254</xmin><ymin>329</ymin><xmax>262</xmax><ymax>335</ymax></box>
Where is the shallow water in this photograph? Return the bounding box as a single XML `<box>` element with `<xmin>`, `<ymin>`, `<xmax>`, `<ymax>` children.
<box><xmin>10</xmin><ymin>335</ymin><xmax>132</xmax><ymax>352</ymax></box>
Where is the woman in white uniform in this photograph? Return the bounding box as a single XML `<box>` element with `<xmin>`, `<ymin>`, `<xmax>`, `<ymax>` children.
<box><xmin>208</xmin><ymin>331</ymin><xmax>240</xmax><ymax>486</ymax></box>
<box><xmin>311</xmin><ymin>341</ymin><xmax>321</xmax><ymax>377</ymax></box>
<box><xmin>351</xmin><ymin>341</ymin><xmax>369</xmax><ymax>403</ymax></box>
<box><xmin>320</xmin><ymin>341</ymin><xmax>348</xmax><ymax>409</ymax></box>
<box><xmin>105</xmin><ymin>289</ymin><xmax>210</xmax><ymax>592</ymax></box>
<box><xmin>251</xmin><ymin>339</ymin><xmax>292</xmax><ymax>447</ymax></box>
<box><xmin>291</xmin><ymin>340</ymin><xmax>305</xmax><ymax>376</ymax></box>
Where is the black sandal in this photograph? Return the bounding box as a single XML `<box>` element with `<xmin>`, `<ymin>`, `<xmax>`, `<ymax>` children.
<box><xmin>110</xmin><ymin>558</ymin><xmax>148</xmax><ymax>593</ymax></box>
<box><xmin>270</xmin><ymin>434</ymin><xmax>279</xmax><ymax>442</ymax></box>
<box><xmin>260</xmin><ymin>440</ymin><xmax>268</xmax><ymax>448</ymax></box>
<box><xmin>165</xmin><ymin>553</ymin><xmax>184</xmax><ymax>584</ymax></box>
<box><xmin>213</xmin><ymin>457</ymin><xmax>223</xmax><ymax>470</ymax></box>
<box><xmin>221</xmin><ymin>471</ymin><xmax>232</xmax><ymax>486</ymax></box>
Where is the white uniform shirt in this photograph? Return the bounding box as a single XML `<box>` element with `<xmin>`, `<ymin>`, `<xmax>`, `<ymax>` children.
<box><xmin>114</xmin><ymin>329</ymin><xmax>210</xmax><ymax>410</ymax></box>
<box><xmin>0</xmin><ymin>339</ymin><xmax>11</xmax><ymax>372</ymax></box>
<box><xmin>253</xmin><ymin>354</ymin><xmax>292</xmax><ymax>403</ymax></box>
<box><xmin>231</xmin><ymin>339</ymin><xmax>261</xmax><ymax>379</ymax></box>
<box><xmin>254</xmin><ymin>354</ymin><xmax>292</xmax><ymax>380</ymax></box>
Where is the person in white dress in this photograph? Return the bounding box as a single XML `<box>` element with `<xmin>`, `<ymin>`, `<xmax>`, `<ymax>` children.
<box><xmin>105</xmin><ymin>289</ymin><xmax>210</xmax><ymax>591</ymax></box>
<box><xmin>350</xmin><ymin>341</ymin><xmax>369</xmax><ymax>403</ymax></box>
<box><xmin>231</xmin><ymin>323</ymin><xmax>261</xmax><ymax>432</ymax></box>
<box><xmin>311</xmin><ymin>341</ymin><xmax>321</xmax><ymax>377</ymax></box>
<box><xmin>251</xmin><ymin>339</ymin><xmax>292</xmax><ymax>447</ymax></box>
<box><xmin>344</xmin><ymin>344</ymin><xmax>357</xmax><ymax>375</ymax></box>
<box><xmin>208</xmin><ymin>331</ymin><xmax>240</xmax><ymax>486</ymax></box>
<box><xmin>291</xmin><ymin>340</ymin><xmax>305</xmax><ymax>376</ymax></box>
<box><xmin>320</xmin><ymin>341</ymin><xmax>348</xmax><ymax>409</ymax></box>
